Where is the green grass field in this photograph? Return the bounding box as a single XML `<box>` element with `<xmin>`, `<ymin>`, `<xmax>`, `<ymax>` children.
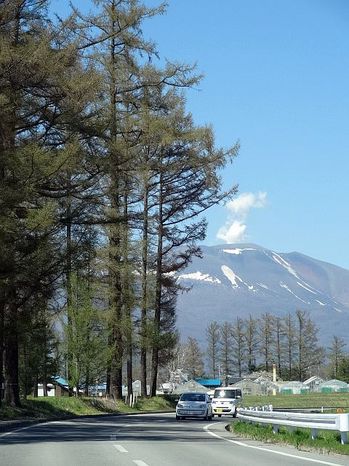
<box><xmin>242</xmin><ymin>392</ymin><xmax>349</xmax><ymax>410</ymax></box>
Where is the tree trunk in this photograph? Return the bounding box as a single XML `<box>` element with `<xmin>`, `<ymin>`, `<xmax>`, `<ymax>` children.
<box><xmin>3</xmin><ymin>302</ymin><xmax>21</xmax><ymax>406</ymax></box>
<box><xmin>297</xmin><ymin>310</ymin><xmax>305</xmax><ymax>381</ymax></box>
<box><xmin>84</xmin><ymin>365</ymin><xmax>90</xmax><ymax>396</ymax></box>
<box><xmin>140</xmin><ymin>182</ymin><xmax>149</xmax><ymax>397</ymax></box>
<box><xmin>33</xmin><ymin>373</ymin><xmax>38</xmax><ymax>398</ymax></box>
<box><xmin>0</xmin><ymin>300</ymin><xmax>4</xmax><ymax>405</ymax></box>
<box><xmin>108</xmin><ymin>202</ymin><xmax>124</xmax><ymax>400</ymax></box>
<box><xmin>150</xmin><ymin>172</ymin><xmax>164</xmax><ymax>396</ymax></box>
<box><xmin>108</xmin><ymin>9</ymin><xmax>124</xmax><ymax>400</ymax></box>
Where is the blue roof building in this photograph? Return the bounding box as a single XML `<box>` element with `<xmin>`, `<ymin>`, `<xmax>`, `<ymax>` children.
<box><xmin>194</xmin><ymin>378</ymin><xmax>222</xmax><ymax>389</ymax></box>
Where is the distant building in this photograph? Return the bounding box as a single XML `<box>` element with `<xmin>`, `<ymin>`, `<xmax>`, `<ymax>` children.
<box><xmin>37</xmin><ymin>376</ymin><xmax>70</xmax><ymax>397</ymax></box>
<box><xmin>303</xmin><ymin>376</ymin><xmax>323</xmax><ymax>392</ymax></box>
<box><xmin>172</xmin><ymin>380</ymin><xmax>208</xmax><ymax>394</ymax></box>
<box><xmin>37</xmin><ymin>383</ymin><xmax>56</xmax><ymax>397</ymax></box>
<box><xmin>279</xmin><ymin>381</ymin><xmax>309</xmax><ymax>395</ymax></box>
<box><xmin>194</xmin><ymin>378</ymin><xmax>222</xmax><ymax>389</ymax></box>
<box><xmin>318</xmin><ymin>379</ymin><xmax>349</xmax><ymax>393</ymax></box>
<box><xmin>122</xmin><ymin>380</ymin><xmax>148</xmax><ymax>397</ymax></box>
<box><xmin>230</xmin><ymin>378</ymin><xmax>278</xmax><ymax>396</ymax></box>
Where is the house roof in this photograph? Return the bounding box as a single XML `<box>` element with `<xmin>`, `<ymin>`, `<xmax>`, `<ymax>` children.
<box><xmin>53</xmin><ymin>376</ymin><xmax>69</xmax><ymax>388</ymax></box>
<box><xmin>303</xmin><ymin>376</ymin><xmax>323</xmax><ymax>385</ymax></box>
<box><xmin>319</xmin><ymin>379</ymin><xmax>348</xmax><ymax>388</ymax></box>
<box><xmin>173</xmin><ymin>379</ymin><xmax>208</xmax><ymax>394</ymax></box>
<box><xmin>194</xmin><ymin>378</ymin><xmax>221</xmax><ymax>387</ymax></box>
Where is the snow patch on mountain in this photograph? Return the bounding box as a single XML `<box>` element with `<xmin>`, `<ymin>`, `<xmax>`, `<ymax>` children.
<box><xmin>258</xmin><ymin>283</ymin><xmax>269</xmax><ymax>290</ymax></box>
<box><xmin>178</xmin><ymin>271</ymin><xmax>221</xmax><ymax>284</ymax></box>
<box><xmin>221</xmin><ymin>265</ymin><xmax>256</xmax><ymax>291</ymax></box>
<box><xmin>223</xmin><ymin>247</ymin><xmax>256</xmax><ymax>255</ymax></box>
<box><xmin>221</xmin><ymin>265</ymin><xmax>239</xmax><ymax>287</ymax></box>
<box><xmin>272</xmin><ymin>253</ymin><xmax>300</xmax><ymax>278</ymax></box>
<box><xmin>297</xmin><ymin>281</ymin><xmax>317</xmax><ymax>294</ymax></box>
<box><xmin>280</xmin><ymin>281</ymin><xmax>309</xmax><ymax>304</ymax></box>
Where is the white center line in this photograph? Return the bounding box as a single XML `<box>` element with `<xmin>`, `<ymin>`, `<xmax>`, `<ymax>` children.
<box><xmin>113</xmin><ymin>444</ymin><xmax>128</xmax><ymax>453</ymax></box>
<box><xmin>133</xmin><ymin>461</ymin><xmax>149</xmax><ymax>466</ymax></box>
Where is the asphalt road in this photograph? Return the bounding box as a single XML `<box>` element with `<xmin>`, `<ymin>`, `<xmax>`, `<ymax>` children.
<box><xmin>0</xmin><ymin>413</ymin><xmax>348</xmax><ymax>466</ymax></box>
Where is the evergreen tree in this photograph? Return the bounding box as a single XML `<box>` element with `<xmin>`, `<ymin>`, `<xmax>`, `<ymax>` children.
<box><xmin>336</xmin><ymin>356</ymin><xmax>349</xmax><ymax>383</ymax></box>
<box><xmin>181</xmin><ymin>337</ymin><xmax>204</xmax><ymax>379</ymax></box>
<box><xmin>219</xmin><ymin>322</ymin><xmax>233</xmax><ymax>385</ymax></box>
<box><xmin>206</xmin><ymin>321</ymin><xmax>221</xmax><ymax>378</ymax></box>
<box><xmin>148</xmin><ymin>94</ymin><xmax>238</xmax><ymax>395</ymax></box>
<box><xmin>244</xmin><ymin>315</ymin><xmax>259</xmax><ymax>373</ymax></box>
<box><xmin>0</xmin><ymin>0</ymin><xmax>96</xmax><ymax>406</ymax></box>
<box><xmin>64</xmin><ymin>274</ymin><xmax>108</xmax><ymax>395</ymax></box>
<box><xmin>274</xmin><ymin>316</ymin><xmax>285</xmax><ymax>377</ymax></box>
<box><xmin>328</xmin><ymin>336</ymin><xmax>346</xmax><ymax>379</ymax></box>
<box><xmin>295</xmin><ymin>310</ymin><xmax>323</xmax><ymax>381</ymax></box>
<box><xmin>283</xmin><ymin>313</ymin><xmax>296</xmax><ymax>379</ymax></box>
<box><xmin>19</xmin><ymin>305</ymin><xmax>59</xmax><ymax>397</ymax></box>
<box><xmin>231</xmin><ymin>317</ymin><xmax>245</xmax><ymax>377</ymax></box>
<box><xmin>259</xmin><ymin>312</ymin><xmax>274</xmax><ymax>372</ymax></box>
<box><xmin>69</xmin><ymin>0</ymin><xmax>169</xmax><ymax>400</ymax></box>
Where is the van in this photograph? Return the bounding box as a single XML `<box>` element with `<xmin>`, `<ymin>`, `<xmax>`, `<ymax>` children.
<box><xmin>211</xmin><ymin>387</ymin><xmax>242</xmax><ymax>417</ymax></box>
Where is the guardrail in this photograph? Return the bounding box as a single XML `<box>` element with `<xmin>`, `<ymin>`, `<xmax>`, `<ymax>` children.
<box><xmin>237</xmin><ymin>407</ymin><xmax>349</xmax><ymax>444</ymax></box>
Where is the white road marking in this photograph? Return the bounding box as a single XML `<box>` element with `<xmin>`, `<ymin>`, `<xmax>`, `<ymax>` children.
<box><xmin>0</xmin><ymin>423</ymin><xmax>46</xmax><ymax>438</ymax></box>
<box><xmin>113</xmin><ymin>444</ymin><xmax>128</xmax><ymax>453</ymax></box>
<box><xmin>133</xmin><ymin>461</ymin><xmax>149</xmax><ymax>466</ymax></box>
<box><xmin>203</xmin><ymin>423</ymin><xmax>344</xmax><ymax>466</ymax></box>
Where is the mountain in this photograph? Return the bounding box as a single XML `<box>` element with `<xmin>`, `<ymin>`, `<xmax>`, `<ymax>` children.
<box><xmin>175</xmin><ymin>244</ymin><xmax>349</xmax><ymax>346</ymax></box>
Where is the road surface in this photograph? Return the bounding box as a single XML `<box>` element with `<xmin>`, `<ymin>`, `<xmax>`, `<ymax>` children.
<box><xmin>0</xmin><ymin>413</ymin><xmax>348</xmax><ymax>466</ymax></box>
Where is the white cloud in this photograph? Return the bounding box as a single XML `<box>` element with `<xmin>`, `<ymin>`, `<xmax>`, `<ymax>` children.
<box><xmin>216</xmin><ymin>192</ymin><xmax>267</xmax><ymax>243</ymax></box>
<box><xmin>225</xmin><ymin>192</ymin><xmax>267</xmax><ymax>217</ymax></box>
<box><xmin>217</xmin><ymin>221</ymin><xmax>247</xmax><ymax>243</ymax></box>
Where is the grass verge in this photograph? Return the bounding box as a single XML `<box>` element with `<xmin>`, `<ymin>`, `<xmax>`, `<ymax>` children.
<box><xmin>0</xmin><ymin>395</ymin><xmax>175</xmax><ymax>421</ymax></box>
<box><xmin>229</xmin><ymin>393</ymin><xmax>349</xmax><ymax>456</ymax></box>
<box><xmin>230</xmin><ymin>420</ymin><xmax>349</xmax><ymax>456</ymax></box>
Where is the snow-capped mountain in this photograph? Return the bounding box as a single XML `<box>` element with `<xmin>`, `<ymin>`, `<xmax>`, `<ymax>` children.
<box><xmin>176</xmin><ymin>244</ymin><xmax>349</xmax><ymax>345</ymax></box>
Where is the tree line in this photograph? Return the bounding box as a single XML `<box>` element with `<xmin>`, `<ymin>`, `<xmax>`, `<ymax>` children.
<box><xmin>0</xmin><ymin>0</ymin><xmax>238</xmax><ymax>406</ymax></box>
<box><xmin>172</xmin><ymin>312</ymin><xmax>349</xmax><ymax>384</ymax></box>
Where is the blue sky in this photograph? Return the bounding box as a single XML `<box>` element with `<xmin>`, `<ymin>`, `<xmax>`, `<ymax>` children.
<box><xmin>50</xmin><ymin>0</ymin><xmax>349</xmax><ymax>269</ymax></box>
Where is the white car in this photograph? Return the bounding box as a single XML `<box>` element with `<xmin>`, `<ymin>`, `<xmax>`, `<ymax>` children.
<box><xmin>176</xmin><ymin>392</ymin><xmax>213</xmax><ymax>420</ymax></box>
<box><xmin>211</xmin><ymin>387</ymin><xmax>242</xmax><ymax>417</ymax></box>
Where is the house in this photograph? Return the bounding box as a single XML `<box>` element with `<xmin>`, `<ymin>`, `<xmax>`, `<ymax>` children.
<box><xmin>122</xmin><ymin>380</ymin><xmax>148</xmax><ymax>396</ymax></box>
<box><xmin>37</xmin><ymin>376</ymin><xmax>70</xmax><ymax>397</ymax></box>
<box><xmin>37</xmin><ymin>383</ymin><xmax>56</xmax><ymax>397</ymax></box>
<box><xmin>172</xmin><ymin>379</ymin><xmax>208</xmax><ymax>394</ymax></box>
<box><xmin>230</xmin><ymin>379</ymin><xmax>275</xmax><ymax>396</ymax></box>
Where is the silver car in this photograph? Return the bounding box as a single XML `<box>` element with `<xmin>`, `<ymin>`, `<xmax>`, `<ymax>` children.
<box><xmin>176</xmin><ymin>392</ymin><xmax>213</xmax><ymax>420</ymax></box>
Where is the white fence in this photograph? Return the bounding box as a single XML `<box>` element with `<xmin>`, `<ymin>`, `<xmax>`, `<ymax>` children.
<box><xmin>237</xmin><ymin>407</ymin><xmax>349</xmax><ymax>445</ymax></box>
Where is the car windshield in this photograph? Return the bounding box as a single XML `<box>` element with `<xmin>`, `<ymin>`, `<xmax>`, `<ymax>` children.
<box><xmin>180</xmin><ymin>393</ymin><xmax>205</xmax><ymax>402</ymax></box>
<box><xmin>214</xmin><ymin>389</ymin><xmax>241</xmax><ymax>399</ymax></box>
